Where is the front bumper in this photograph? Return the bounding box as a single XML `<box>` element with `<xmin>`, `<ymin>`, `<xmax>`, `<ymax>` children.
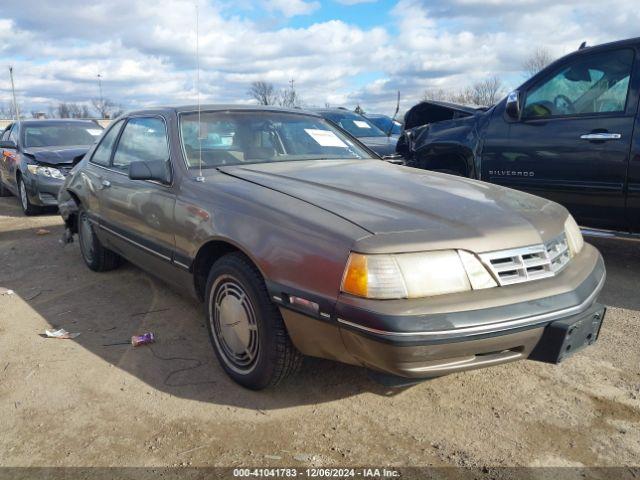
<box><xmin>279</xmin><ymin>243</ymin><xmax>606</xmax><ymax>378</ymax></box>
<box><xmin>24</xmin><ymin>170</ymin><xmax>65</xmax><ymax>207</ymax></box>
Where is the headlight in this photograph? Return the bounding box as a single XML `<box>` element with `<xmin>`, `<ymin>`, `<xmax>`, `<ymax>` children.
<box><xmin>27</xmin><ymin>165</ymin><xmax>64</xmax><ymax>180</ymax></box>
<box><xmin>341</xmin><ymin>250</ymin><xmax>497</xmax><ymax>299</ymax></box>
<box><xmin>564</xmin><ymin>215</ymin><xmax>584</xmax><ymax>257</ymax></box>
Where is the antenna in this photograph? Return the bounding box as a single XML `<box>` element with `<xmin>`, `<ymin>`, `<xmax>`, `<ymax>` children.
<box><xmin>195</xmin><ymin>2</ymin><xmax>204</xmax><ymax>182</ymax></box>
<box><xmin>8</xmin><ymin>66</ymin><xmax>20</xmax><ymax>121</ymax></box>
<box><xmin>387</xmin><ymin>90</ymin><xmax>400</xmax><ymax>137</ymax></box>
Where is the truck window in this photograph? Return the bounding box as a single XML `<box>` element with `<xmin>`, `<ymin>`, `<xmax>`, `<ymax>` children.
<box><xmin>523</xmin><ymin>49</ymin><xmax>634</xmax><ymax>119</ymax></box>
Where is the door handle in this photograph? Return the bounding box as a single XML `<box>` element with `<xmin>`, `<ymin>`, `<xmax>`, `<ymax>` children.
<box><xmin>580</xmin><ymin>133</ymin><xmax>622</xmax><ymax>140</ymax></box>
<box><xmin>101</xmin><ymin>179</ymin><xmax>111</xmax><ymax>189</ymax></box>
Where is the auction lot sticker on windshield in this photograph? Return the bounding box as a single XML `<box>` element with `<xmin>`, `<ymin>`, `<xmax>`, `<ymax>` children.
<box><xmin>305</xmin><ymin>129</ymin><xmax>348</xmax><ymax>147</ymax></box>
<box><xmin>353</xmin><ymin>120</ymin><xmax>371</xmax><ymax>129</ymax></box>
<box><xmin>87</xmin><ymin>129</ymin><xmax>103</xmax><ymax>136</ymax></box>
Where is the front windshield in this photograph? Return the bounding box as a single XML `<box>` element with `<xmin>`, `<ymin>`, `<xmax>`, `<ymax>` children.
<box><xmin>180</xmin><ymin>111</ymin><xmax>373</xmax><ymax>168</ymax></box>
<box><xmin>321</xmin><ymin>111</ymin><xmax>387</xmax><ymax>138</ymax></box>
<box><xmin>23</xmin><ymin>124</ymin><xmax>103</xmax><ymax>148</ymax></box>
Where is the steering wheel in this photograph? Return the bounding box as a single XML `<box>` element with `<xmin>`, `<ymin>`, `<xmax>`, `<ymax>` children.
<box><xmin>553</xmin><ymin>94</ymin><xmax>575</xmax><ymax>115</ymax></box>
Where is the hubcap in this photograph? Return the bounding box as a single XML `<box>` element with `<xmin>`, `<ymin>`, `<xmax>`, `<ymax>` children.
<box><xmin>210</xmin><ymin>276</ymin><xmax>259</xmax><ymax>374</ymax></box>
<box><xmin>79</xmin><ymin>214</ymin><xmax>95</xmax><ymax>263</ymax></box>
<box><xmin>19</xmin><ymin>181</ymin><xmax>28</xmax><ymax>210</ymax></box>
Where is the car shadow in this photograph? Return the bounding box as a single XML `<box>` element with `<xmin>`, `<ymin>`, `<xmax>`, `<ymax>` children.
<box><xmin>0</xmin><ymin>197</ymin><xmax>58</xmax><ymax>218</ymax></box>
<box><xmin>586</xmin><ymin>236</ymin><xmax>640</xmax><ymax>312</ymax></box>
<box><xmin>0</xmin><ymin>220</ymin><xmax>410</xmax><ymax>410</ymax></box>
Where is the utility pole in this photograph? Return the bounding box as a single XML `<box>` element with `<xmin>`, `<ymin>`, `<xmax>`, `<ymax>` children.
<box><xmin>97</xmin><ymin>73</ymin><xmax>103</xmax><ymax>111</ymax></box>
<box><xmin>9</xmin><ymin>66</ymin><xmax>20</xmax><ymax>121</ymax></box>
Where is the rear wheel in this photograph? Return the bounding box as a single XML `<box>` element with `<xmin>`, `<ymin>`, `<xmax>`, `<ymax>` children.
<box><xmin>77</xmin><ymin>209</ymin><xmax>121</xmax><ymax>272</ymax></box>
<box><xmin>205</xmin><ymin>253</ymin><xmax>302</xmax><ymax>390</ymax></box>
<box><xmin>18</xmin><ymin>177</ymin><xmax>42</xmax><ymax>215</ymax></box>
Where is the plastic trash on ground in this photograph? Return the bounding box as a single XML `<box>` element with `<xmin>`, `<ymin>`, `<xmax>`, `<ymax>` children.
<box><xmin>131</xmin><ymin>332</ymin><xmax>155</xmax><ymax>347</ymax></box>
<box><xmin>45</xmin><ymin>328</ymin><xmax>80</xmax><ymax>339</ymax></box>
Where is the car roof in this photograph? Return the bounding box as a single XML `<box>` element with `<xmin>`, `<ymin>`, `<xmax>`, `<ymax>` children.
<box><xmin>124</xmin><ymin>104</ymin><xmax>323</xmax><ymax>117</ymax></box>
<box><xmin>17</xmin><ymin>119</ymin><xmax>101</xmax><ymax>126</ymax></box>
<box><xmin>579</xmin><ymin>36</ymin><xmax>640</xmax><ymax>52</ymax></box>
<box><xmin>312</xmin><ymin>108</ymin><xmax>362</xmax><ymax>116</ymax></box>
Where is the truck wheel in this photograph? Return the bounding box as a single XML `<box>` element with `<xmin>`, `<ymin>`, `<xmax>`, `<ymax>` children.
<box><xmin>205</xmin><ymin>252</ymin><xmax>302</xmax><ymax>390</ymax></box>
<box><xmin>18</xmin><ymin>177</ymin><xmax>42</xmax><ymax>215</ymax></box>
<box><xmin>77</xmin><ymin>208</ymin><xmax>121</xmax><ymax>272</ymax></box>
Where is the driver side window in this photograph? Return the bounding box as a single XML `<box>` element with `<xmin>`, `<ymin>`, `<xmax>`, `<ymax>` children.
<box><xmin>523</xmin><ymin>49</ymin><xmax>634</xmax><ymax>119</ymax></box>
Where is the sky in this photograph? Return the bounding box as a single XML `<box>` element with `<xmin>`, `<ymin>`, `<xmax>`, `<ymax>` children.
<box><xmin>0</xmin><ymin>0</ymin><xmax>638</xmax><ymax>117</ymax></box>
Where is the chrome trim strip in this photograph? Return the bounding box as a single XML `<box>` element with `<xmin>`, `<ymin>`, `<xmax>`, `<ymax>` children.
<box><xmin>581</xmin><ymin>227</ymin><xmax>640</xmax><ymax>243</ymax></box>
<box><xmin>337</xmin><ymin>272</ymin><xmax>605</xmax><ymax>339</ymax></box>
<box><xmin>99</xmin><ymin>224</ymin><xmax>172</xmax><ymax>261</ymax></box>
<box><xmin>174</xmin><ymin>260</ymin><xmax>190</xmax><ymax>270</ymax></box>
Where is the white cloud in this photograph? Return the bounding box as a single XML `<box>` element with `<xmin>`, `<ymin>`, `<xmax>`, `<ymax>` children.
<box><xmin>0</xmin><ymin>0</ymin><xmax>639</xmax><ymax>116</ymax></box>
<box><xmin>335</xmin><ymin>0</ymin><xmax>377</xmax><ymax>4</ymax></box>
<box><xmin>264</xmin><ymin>0</ymin><xmax>320</xmax><ymax>17</ymax></box>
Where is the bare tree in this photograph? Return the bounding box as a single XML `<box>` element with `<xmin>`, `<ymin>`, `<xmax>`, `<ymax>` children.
<box><xmin>467</xmin><ymin>76</ymin><xmax>506</xmax><ymax>106</ymax></box>
<box><xmin>423</xmin><ymin>88</ymin><xmax>452</xmax><ymax>102</ymax></box>
<box><xmin>55</xmin><ymin>102</ymin><xmax>92</xmax><ymax>119</ymax></box>
<box><xmin>522</xmin><ymin>47</ymin><xmax>553</xmax><ymax>77</ymax></box>
<box><xmin>56</xmin><ymin>103</ymin><xmax>71</xmax><ymax>118</ymax></box>
<box><xmin>248</xmin><ymin>81</ymin><xmax>277</xmax><ymax>105</ymax></box>
<box><xmin>0</xmin><ymin>102</ymin><xmax>19</xmax><ymax>119</ymax></box>
<box><xmin>277</xmin><ymin>79</ymin><xmax>302</xmax><ymax>109</ymax></box>
<box><xmin>91</xmin><ymin>97</ymin><xmax>120</xmax><ymax>118</ymax></box>
<box><xmin>424</xmin><ymin>76</ymin><xmax>506</xmax><ymax>107</ymax></box>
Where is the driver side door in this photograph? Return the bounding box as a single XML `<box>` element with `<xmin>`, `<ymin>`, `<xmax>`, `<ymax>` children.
<box><xmin>487</xmin><ymin>47</ymin><xmax>637</xmax><ymax>231</ymax></box>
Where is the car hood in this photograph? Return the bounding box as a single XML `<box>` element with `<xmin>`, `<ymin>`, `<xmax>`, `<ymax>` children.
<box><xmin>358</xmin><ymin>135</ymin><xmax>399</xmax><ymax>157</ymax></box>
<box><xmin>23</xmin><ymin>146</ymin><xmax>90</xmax><ymax>166</ymax></box>
<box><xmin>218</xmin><ymin>160</ymin><xmax>568</xmax><ymax>254</ymax></box>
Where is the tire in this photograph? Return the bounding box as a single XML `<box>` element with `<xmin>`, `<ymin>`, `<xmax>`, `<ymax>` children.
<box><xmin>18</xmin><ymin>177</ymin><xmax>42</xmax><ymax>215</ymax></box>
<box><xmin>205</xmin><ymin>252</ymin><xmax>302</xmax><ymax>390</ymax></box>
<box><xmin>77</xmin><ymin>208</ymin><xmax>121</xmax><ymax>272</ymax></box>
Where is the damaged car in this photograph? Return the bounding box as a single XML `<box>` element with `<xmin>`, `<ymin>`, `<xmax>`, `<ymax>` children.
<box><xmin>58</xmin><ymin>105</ymin><xmax>606</xmax><ymax>390</ymax></box>
<box><xmin>398</xmin><ymin>37</ymin><xmax>640</xmax><ymax>235</ymax></box>
<box><xmin>313</xmin><ymin>108</ymin><xmax>402</xmax><ymax>161</ymax></box>
<box><xmin>0</xmin><ymin>119</ymin><xmax>103</xmax><ymax>215</ymax></box>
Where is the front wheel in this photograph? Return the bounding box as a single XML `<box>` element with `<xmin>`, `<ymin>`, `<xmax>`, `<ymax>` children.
<box><xmin>205</xmin><ymin>253</ymin><xmax>302</xmax><ymax>390</ymax></box>
<box><xmin>18</xmin><ymin>177</ymin><xmax>42</xmax><ymax>215</ymax></box>
<box><xmin>77</xmin><ymin>209</ymin><xmax>121</xmax><ymax>272</ymax></box>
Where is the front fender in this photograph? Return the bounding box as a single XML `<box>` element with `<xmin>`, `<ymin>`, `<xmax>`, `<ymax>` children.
<box><xmin>402</xmin><ymin>114</ymin><xmax>488</xmax><ymax>178</ymax></box>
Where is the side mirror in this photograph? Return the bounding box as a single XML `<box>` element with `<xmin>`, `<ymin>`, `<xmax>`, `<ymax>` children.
<box><xmin>0</xmin><ymin>140</ymin><xmax>17</xmax><ymax>149</ymax></box>
<box><xmin>505</xmin><ymin>91</ymin><xmax>521</xmax><ymax>120</ymax></box>
<box><xmin>129</xmin><ymin>160</ymin><xmax>171</xmax><ymax>184</ymax></box>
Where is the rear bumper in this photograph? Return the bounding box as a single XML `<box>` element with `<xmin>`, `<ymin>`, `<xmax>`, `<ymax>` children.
<box><xmin>278</xmin><ymin>243</ymin><xmax>606</xmax><ymax>378</ymax></box>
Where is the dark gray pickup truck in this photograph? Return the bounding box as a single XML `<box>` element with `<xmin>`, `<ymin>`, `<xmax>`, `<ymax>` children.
<box><xmin>398</xmin><ymin>37</ymin><xmax>640</xmax><ymax>238</ymax></box>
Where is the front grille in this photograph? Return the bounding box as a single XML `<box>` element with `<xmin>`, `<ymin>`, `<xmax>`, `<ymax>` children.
<box><xmin>479</xmin><ymin>234</ymin><xmax>571</xmax><ymax>286</ymax></box>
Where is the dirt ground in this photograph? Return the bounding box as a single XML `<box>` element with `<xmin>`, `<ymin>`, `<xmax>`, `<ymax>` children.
<box><xmin>1</xmin><ymin>196</ymin><xmax>639</xmax><ymax>471</ymax></box>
